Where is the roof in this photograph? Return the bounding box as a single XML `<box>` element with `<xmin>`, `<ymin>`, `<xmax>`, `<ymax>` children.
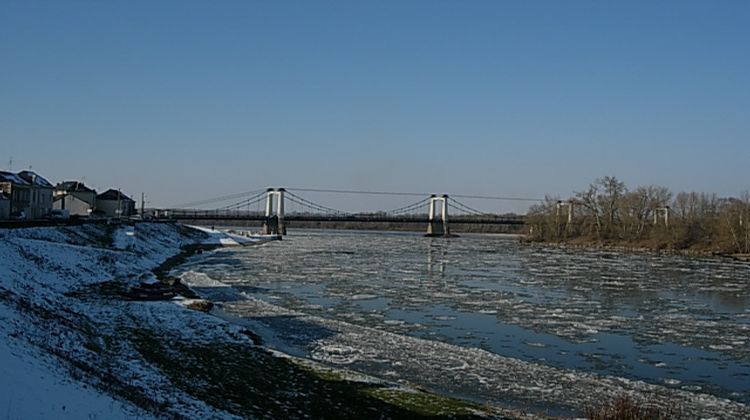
<box><xmin>0</xmin><ymin>171</ymin><xmax>30</xmax><ymax>186</ymax></box>
<box><xmin>56</xmin><ymin>181</ymin><xmax>96</xmax><ymax>193</ymax></box>
<box><xmin>17</xmin><ymin>170</ymin><xmax>54</xmax><ymax>188</ymax></box>
<box><xmin>97</xmin><ymin>189</ymin><xmax>135</xmax><ymax>202</ymax></box>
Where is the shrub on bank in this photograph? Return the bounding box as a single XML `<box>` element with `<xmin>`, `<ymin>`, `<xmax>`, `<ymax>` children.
<box><xmin>585</xmin><ymin>395</ymin><xmax>675</xmax><ymax>420</ymax></box>
<box><xmin>526</xmin><ymin>177</ymin><xmax>750</xmax><ymax>254</ymax></box>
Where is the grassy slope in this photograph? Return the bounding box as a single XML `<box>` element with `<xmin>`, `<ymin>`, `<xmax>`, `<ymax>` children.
<box><xmin>131</xmin><ymin>328</ymin><xmax>490</xmax><ymax>419</ymax></box>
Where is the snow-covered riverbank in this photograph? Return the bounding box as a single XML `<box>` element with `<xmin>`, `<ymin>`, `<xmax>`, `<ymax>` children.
<box><xmin>0</xmin><ymin>223</ymin><xmax>245</xmax><ymax>418</ymax></box>
<box><xmin>5</xmin><ymin>222</ymin><xmax>747</xmax><ymax>418</ymax></box>
<box><xmin>0</xmin><ymin>223</ymin><xmax>498</xmax><ymax>419</ymax></box>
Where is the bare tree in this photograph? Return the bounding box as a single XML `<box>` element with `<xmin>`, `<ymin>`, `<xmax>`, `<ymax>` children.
<box><xmin>575</xmin><ymin>182</ymin><xmax>603</xmax><ymax>238</ymax></box>
<box><xmin>722</xmin><ymin>192</ymin><xmax>750</xmax><ymax>254</ymax></box>
<box><xmin>529</xmin><ymin>176</ymin><xmax>746</xmax><ymax>253</ymax></box>
<box><xmin>621</xmin><ymin>185</ymin><xmax>672</xmax><ymax>239</ymax></box>
<box><xmin>572</xmin><ymin>176</ymin><xmax>626</xmax><ymax>239</ymax></box>
<box><xmin>527</xmin><ymin>196</ymin><xmax>562</xmax><ymax>240</ymax></box>
<box><xmin>597</xmin><ymin>176</ymin><xmax>627</xmax><ymax>237</ymax></box>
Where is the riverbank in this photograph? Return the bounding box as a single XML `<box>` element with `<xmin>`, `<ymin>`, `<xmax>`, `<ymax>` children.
<box><xmin>3</xmin><ymin>223</ymin><xmax>748</xmax><ymax>418</ymax></box>
<box><xmin>523</xmin><ymin>236</ymin><xmax>750</xmax><ymax>262</ymax></box>
<box><xmin>0</xmin><ymin>223</ymin><xmax>508</xmax><ymax>418</ymax></box>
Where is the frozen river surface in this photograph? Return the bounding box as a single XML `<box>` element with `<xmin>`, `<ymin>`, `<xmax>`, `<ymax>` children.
<box><xmin>178</xmin><ymin>230</ymin><xmax>750</xmax><ymax>413</ymax></box>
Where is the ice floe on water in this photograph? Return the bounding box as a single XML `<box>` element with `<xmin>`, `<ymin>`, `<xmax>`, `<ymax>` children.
<box><xmin>182</xmin><ymin>285</ymin><xmax>750</xmax><ymax>418</ymax></box>
<box><xmin>176</xmin><ymin>230</ymin><xmax>750</xmax><ymax>417</ymax></box>
<box><xmin>311</xmin><ymin>344</ymin><xmax>362</xmax><ymax>364</ymax></box>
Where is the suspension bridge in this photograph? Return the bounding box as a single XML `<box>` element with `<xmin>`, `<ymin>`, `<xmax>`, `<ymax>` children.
<box><xmin>157</xmin><ymin>188</ymin><xmax>531</xmax><ymax>237</ymax></box>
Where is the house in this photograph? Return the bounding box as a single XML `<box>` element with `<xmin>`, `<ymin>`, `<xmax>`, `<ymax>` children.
<box><xmin>0</xmin><ymin>170</ymin><xmax>54</xmax><ymax>219</ymax></box>
<box><xmin>0</xmin><ymin>171</ymin><xmax>30</xmax><ymax>218</ymax></box>
<box><xmin>96</xmin><ymin>189</ymin><xmax>136</xmax><ymax>217</ymax></box>
<box><xmin>54</xmin><ymin>181</ymin><xmax>97</xmax><ymax>216</ymax></box>
<box><xmin>0</xmin><ymin>193</ymin><xmax>10</xmax><ymax>219</ymax></box>
<box><xmin>18</xmin><ymin>171</ymin><xmax>54</xmax><ymax>219</ymax></box>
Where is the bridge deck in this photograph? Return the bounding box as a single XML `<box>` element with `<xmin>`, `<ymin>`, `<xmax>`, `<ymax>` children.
<box><xmin>165</xmin><ymin>212</ymin><xmax>525</xmax><ymax>225</ymax></box>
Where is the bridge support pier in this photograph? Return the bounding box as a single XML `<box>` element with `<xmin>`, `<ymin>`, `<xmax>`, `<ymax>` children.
<box><xmin>262</xmin><ymin>188</ymin><xmax>287</xmax><ymax>235</ymax></box>
<box><xmin>425</xmin><ymin>195</ymin><xmax>456</xmax><ymax>237</ymax></box>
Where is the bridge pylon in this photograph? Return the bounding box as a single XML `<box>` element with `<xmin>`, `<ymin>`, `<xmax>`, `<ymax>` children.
<box><xmin>425</xmin><ymin>194</ymin><xmax>456</xmax><ymax>237</ymax></box>
<box><xmin>262</xmin><ymin>188</ymin><xmax>286</xmax><ymax>235</ymax></box>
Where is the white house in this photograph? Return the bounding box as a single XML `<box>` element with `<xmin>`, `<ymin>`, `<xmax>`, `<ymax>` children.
<box><xmin>18</xmin><ymin>171</ymin><xmax>54</xmax><ymax>219</ymax></box>
<box><xmin>54</xmin><ymin>181</ymin><xmax>97</xmax><ymax>216</ymax></box>
<box><xmin>0</xmin><ymin>170</ymin><xmax>54</xmax><ymax>219</ymax></box>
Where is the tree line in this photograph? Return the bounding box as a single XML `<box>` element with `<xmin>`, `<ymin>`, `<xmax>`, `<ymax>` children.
<box><xmin>526</xmin><ymin>176</ymin><xmax>750</xmax><ymax>254</ymax></box>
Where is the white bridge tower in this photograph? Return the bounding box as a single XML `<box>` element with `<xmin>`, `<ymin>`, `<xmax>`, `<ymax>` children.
<box><xmin>262</xmin><ymin>188</ymin><xmax>286</xmax><ymax>235</ymax></box>
<box><xmin>426</xmin><ymin>194</ymin><xmax>452</xmax><ymax>237</ymax></box>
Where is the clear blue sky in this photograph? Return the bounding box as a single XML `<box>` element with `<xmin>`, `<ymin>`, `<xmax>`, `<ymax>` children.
<box><xmin>1</xmin><ymin>1</ymin><xmax>748</xmax><ymax>212</ymax></box>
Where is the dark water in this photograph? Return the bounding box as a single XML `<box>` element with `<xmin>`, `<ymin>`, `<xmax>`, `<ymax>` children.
<box><xmin>180</xmin><ymin>229</ymin><xmax>750</xmax><ymax>403</ymax></box>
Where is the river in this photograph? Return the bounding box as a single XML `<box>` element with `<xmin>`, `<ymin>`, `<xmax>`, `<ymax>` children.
<box><xmin>176</xmin><ymin>229</ymin><xmax>750</xmax><ymax>414</ymax></box>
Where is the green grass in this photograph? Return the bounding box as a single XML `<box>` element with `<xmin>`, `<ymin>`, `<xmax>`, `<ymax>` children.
<box><xmin>130</xmin><ymin>329</ymin><xmax>492</xmax><ymax>419</ymax></box>
<box><xmin>366</xmin><ymin>388</ymin><xmax>484</xmax><ymax>417</ymax></box>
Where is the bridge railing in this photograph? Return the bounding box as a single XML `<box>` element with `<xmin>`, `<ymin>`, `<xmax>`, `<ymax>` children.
<box><xmin>157</xmin><ymin>209</ymin><xmax>525</xmax><ymax>225</ymax></box>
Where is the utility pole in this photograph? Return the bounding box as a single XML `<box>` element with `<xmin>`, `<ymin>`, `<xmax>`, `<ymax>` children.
<box><xmin>141</xmin><ymin>192</ymin><xmax>145</xmax><ymax>219</ymax></box>
<box><xmin>117</xmin><ymin>189</ymin><xmax>122</xmax><ymax>219</ymax></box>
<box><xmin>30</xmin><ymin>173</ymin><xmax>36</xmax><ymax>219</ymax></box>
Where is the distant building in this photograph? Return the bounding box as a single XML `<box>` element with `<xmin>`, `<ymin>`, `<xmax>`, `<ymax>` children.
<box><xmin>54</xmin><ymin>181</ymin><xmax>97</xmax><ymax>216</ymax></box>
<box><xmin>0</xmin><ymin>171</ymin><xmax>30</xmax><ymax>217</ymax></box>
<box><xmin>96</xmin><ymin>189</ymin><xmax>135</xmax><ymax>217</ymax></box>
<box><xmin>18</xmin><ymin>171</ymin><xmax>54</xmax><ymax>219</ymax></box>
<box><xmin>0</xmin><ymin>170</ymin><xmax>54</xmax><ymax>219</ymax></box>
<box><xmin>0</xmin><ymin>193</ymin><xmax>10</xmax><ymax>219</ymax></box>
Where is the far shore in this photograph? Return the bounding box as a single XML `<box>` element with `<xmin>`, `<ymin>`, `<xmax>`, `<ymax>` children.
<box><xmin>523</xmin><ymin>237</ymin><xmax>750</xmax><ymax>262</ymax></box>
<box><xmin>188</xmin><ymin>221</ymin><xmax>750</xmax><ymax>261</ymax></box>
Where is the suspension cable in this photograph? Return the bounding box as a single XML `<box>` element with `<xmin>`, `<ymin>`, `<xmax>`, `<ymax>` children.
<box><xmin>287</xmin><ymin>187</ymin><xmax>543</xmax><ymax>202</ymax></box>
<box><xmin>170</xmin><ymin>188</ymin><xmax>267</xmax><ymax>208</ymax></box>
<box><xmin>385</xmin><ymin>197</ymin><xmax>431</xmax><ymax>215</ymax></box>
<box><xmin>285</xmin><ymin>195</ymin><xmax>343</xmax><ymax>215</ymax></box>
<box><xmin>217</xmin><ymin>191</ymin><xmax>267</xmax><ymax>211</ymax></box>
<box><xmin>219</xmin><ymin>199</ymin><xmax>265</xmax><ymax>212</ymax></box>
<box><xmin>285</xmin><ymin>191</ymin><xmax>351</xmax><ymax>215</ymax></box>
<box><xmin>449</xmin><ymin>198</ymin><xmax>490</xmax><ymax>216</ymax></box>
